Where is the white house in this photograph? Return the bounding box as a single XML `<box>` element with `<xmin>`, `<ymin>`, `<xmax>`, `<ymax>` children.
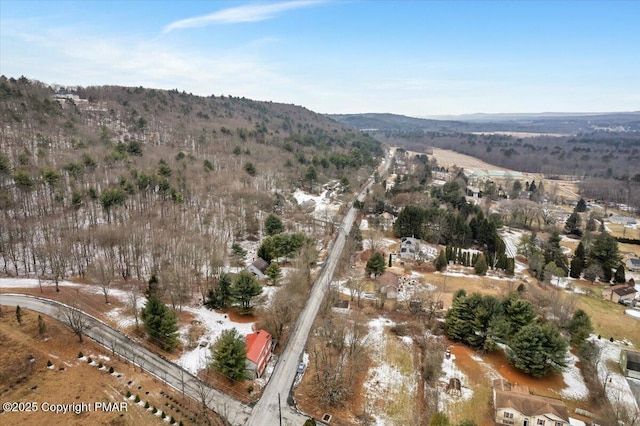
<box><xmin>493</xmin><ymin>379</ymin><xmax>569</xmax><ymax>426</ymax></box>
<box><xmin>399</xmin><ymin>237</ymin><xmax>420</xmax><ymax>259</ymax></box>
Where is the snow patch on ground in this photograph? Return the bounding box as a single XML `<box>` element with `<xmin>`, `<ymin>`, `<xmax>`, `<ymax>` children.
<box><xmin>360</xmin><ymin>219</ymin><xmax>369</xmax><ymax>231</ymax></box>
<box><xmin>590</xmin><ymin>336</ymin><xmax>640</xmax><ymax>419</ymax></box>
<box><xmin>293</xmin><ymin>189</ymin><xmax>342</xmax><ymax>221</ymax></box>
<box><xmin>626</xmin><ymin>309</ymin><xmax>640</xmax><ymax>319</ymax></box>
<box><xmin>176</xmin><ymin>305</ymin><xmax>255</xmax><ymax>375</ymax></box>
<box><xmin>438</xmin><ymin>354</ymin><xmax>473</xmax><ymax>414</ymax></box>
<box><xmin>0</xmin><ymin>278</ymin><xmax>81</xmax><ymax>289</ymax></box>
<box><xmin>363</xmin><ymin>317</ymin><xmax>417</xmax><ymax>426</ymax></box>
<box><xmin>560</xmin><ymin>352</ymin><xmax>589</xmax><ymax>399</ymax></box>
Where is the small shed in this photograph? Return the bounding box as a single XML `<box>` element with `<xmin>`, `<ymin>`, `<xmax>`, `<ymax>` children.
<box><xmin>246</xmin><ymin>257</ymin><xmax>269</xmax><ymax>280</ymax></box>
<box><xmin>602</xmin><ymin>284</ymin><xmax>637</xmax><ymax>304</ymax></box>
<box><xmin>446</xmin><ymin>378</ymin><xmax>461</xmax><ymax>397</ymax></box>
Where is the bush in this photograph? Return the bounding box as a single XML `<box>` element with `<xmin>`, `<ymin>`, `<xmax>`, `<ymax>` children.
<box><xmin>98</xmin><ymin>362</ymin><xmax>103</xmax><ymax>369</ymax></box>
<box><xmin>610</xmin><ymin>337</ymin><xmax>614</xmax><ymax>342</ymax></box>
<box><xmin>247</xmin><ymin>385</ymin><xmax>254</xmax><ymax>394</ymax></box>
<box><xmin>47</xmin><ymin>360</ymin><xmax>53</xmax><ymax>367</ymax></box>
<box><xmin>161</xmin><ymin>412</ymin><xmax>166</xmax><ymax>419</ymax></box>
<box><xmin>87</xmin><ymin>357</ymin><xmax>93</xmax><ymax>363</ymax></box>
<box><xmin>78</xmin><ymin>351</ymin><xmax>84</xmax><ymax>358</ymax></box>
<box><xmin>126</xmin><ymin>390</ymin><xmax>131</xmax><ymax>398</ymax></box>
<box><xmin>109</xmin><ymin>366</ymin><xmax>114</xmax><ymax>374</ymax></box>
<box><xmin>135</xmin><ymin>395</ymin><xmax>140</xmax><ymax>403</ymax></box>
<box><xmin>145</xmin><ymin>401</ymin><xmax>149</xmax><ymax>409</ymax></box>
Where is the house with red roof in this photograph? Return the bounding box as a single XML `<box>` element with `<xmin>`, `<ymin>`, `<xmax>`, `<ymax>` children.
<box><xmin>245</xmin><ymin>329</ymin><xmax>273</xmax><ymax>378</ymax></box>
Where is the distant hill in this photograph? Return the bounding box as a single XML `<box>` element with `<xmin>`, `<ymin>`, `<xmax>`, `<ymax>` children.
<box><xmin>0</xmin><ymin>76</ymin><xmax>383</xmax><ymax>282</ymax></box>
<box><xmin>328</xmin><ymin>112</ymin><xmax>640</xmax><ymax>134</ymax></box>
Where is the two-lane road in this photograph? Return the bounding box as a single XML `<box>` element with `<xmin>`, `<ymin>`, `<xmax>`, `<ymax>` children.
<box><xmin>248</xmin><ymin>152</ymin><xmax>392</xmax><ymax>426</ymax></box>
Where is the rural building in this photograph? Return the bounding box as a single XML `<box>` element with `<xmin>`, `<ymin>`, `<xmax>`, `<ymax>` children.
<box><xmin>245</xmin><ymin>329</ymin><xmax>273</xmax><ymax>378</ymax></box>
<box><xmin>626</xmin><ymin>258</ymin><xmax>640</xmax><ymax>272</ymax></box>
<box><xmin>493</xmin><ymin>379</ymin><xmax>569</xmax><ymax>426</ymax></box>
<box><xmin>246</xmin><ymin>257</ymin><xmax>269</xmax><ymax>280</ymax></box>
<box><xmin>620</xmin><ymin>349</ymin><xmax>640</xmax><ymax>380</ymax></box>
<box><xmin>399</xmin><ymin>237</ymin><xmax>421</xmax><ymax>259</ymax></box>
<box><xmin>602</xmin><ymin>284</ymin><xmax>638</xmax><ymax>304</ymax></box>
<box><xmin>379</xmin><ymin>272</ymin><xmax>400</xmax><ymax>299</ymax></box>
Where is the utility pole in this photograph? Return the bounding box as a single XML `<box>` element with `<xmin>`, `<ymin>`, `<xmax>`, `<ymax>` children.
<box><xmin>278</xmin><ymin>393</ymin><xmax>282</xmax><ymax>426</ymax></box>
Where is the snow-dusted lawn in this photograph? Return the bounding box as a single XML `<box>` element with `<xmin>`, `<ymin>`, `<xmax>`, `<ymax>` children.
<box><xmin>590</xmin><ymin>336</ymin><xmax>640</xmax><ymax>419</ymax></box>
<box><xmin>177</xmin><ymin>305</ymin><xmax>255</xmax><ymax>374</ymax></box>
<box><xmin>363</xmin><ymin>317</ymin><xmax>417</xmax><ymax>425</ymax></box>
<box><xmin>293</xmin><ymin>189</ymin><xmax>342</xmax><ymax>221</ymax></box>
<box><xmin>438</xmin><ymin>353</ymin><xmax>473</xmax><ymax>413</ymax></box>
<box><xmin>560</xmin><ymin>352</ymin><xmax>589</xmax><ymax>399</ymax></box>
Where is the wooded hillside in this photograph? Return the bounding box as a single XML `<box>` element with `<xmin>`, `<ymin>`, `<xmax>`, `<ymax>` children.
<box><xmin>0</xmin><ymin>76</ymin><xmax>382</xmax><ymax>287</ymax></box>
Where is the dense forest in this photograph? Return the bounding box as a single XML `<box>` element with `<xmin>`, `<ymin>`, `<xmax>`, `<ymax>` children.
<box><xmin>0</xmin><ymin>76</ymin><xmax>382</xmax><ymax>290</ymax></box>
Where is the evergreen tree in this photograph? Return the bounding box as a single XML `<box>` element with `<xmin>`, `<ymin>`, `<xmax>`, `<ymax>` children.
<box><xmin>567</xmin><ymin>309</ymin><xmax>593</xmax><ymax>347</ymax></box>
<box><xmin>147</xmin><ymin>274</ymin><xmax>159</xmax><ymax>297</ymax></box>
<box><xmin>304</xmin><ymin>419</ymin><xmax>317</xmax><ymax>426</ymax></box>
<box><xmin>564</xmin><ymin>212</ymin><xmax>582</xmax><ymax>236</ymax></box>
<box><xmin>141</xmin><ymin>295</ymin><xmax>179</xmax><ymax>351</ymax></box>
<box><xmin>543</xmin><ymin>231</ymin><xmax>568</xmax><ymax>274</ymax></box>
<box><xmin>588</xmin><ymin>232</ymin><xmax>621</xmax><ymax>282</ymax></box>
<box><xmin>231</xmin><ymin>242</ymin><xmax>247</xmax><ymax>264</ymax></box>
<box><xmin>575</xmin><ymin>198</ymin><xmax>587</xmax><ymax>212</ymax></box>
<box><xmin>366</xmin><ymin>251</ymin><xmax>386</xmax><ymax>277</ymax></box>
<box><xmin>15</xmin><ymin>305</ymin><xmax>22</xmax><ymax>324</ymax></box>
<box><xmin>434</xmin><ymin>250</ymin><xmax>447</xmax><ymax>272</ymax></box>
<box><xmin>211</xmin><ymin>328</ymin><xmax>248</xmax><ymax>382</ymax></box>
<box><xmin>37</xmin><ymin>314</ymin><xmax>46</xmax><ymax>337</ymax></box>
<box><xmin>474</xmin><ymin>253</ymin><xmax>488</xmax><ymax>275</ymax></box>
<box><xmin>204</xmin><ymin>273</ymin><xmax>233</xmax><ymax>309</ymax></box>
<box><xmin>232</xmin><ymin>271</ymin><xmax>262</xmax><ymax>312</ymax></box>
<box><xmin>393</xmin><ymin>205</ymin><xmax>425</xmax><ymax>238</ymax></box>
<box><xmin>569</xmin><ymin>242</ymin><xmax>586</xmax><ymax>278</ymax></box>
<box><xmin>264</xmin><ymin>262</ymin><xmax>282</xmax><ymax>286</ymax></box>
<box><xmin>507</xmin><ymin>322</ymin><xmax>567</xmax><ymax>378</ymax></box>
<box><xmin>569</xmin><ymin>257</ymin><xmax>584</xmax><ymax>279</ymax></box>
<box><xmin>264</xmin><ymin>214</ymin><xmax>284</xmax><ymax>236</ymax></box>
<box><xmin>585</xmin><ymin>216</ymin><xmax>597</xmax><ymax>232</ymax></box>
<box><xmin>614</xmin><ymin>264</ymin><xmax>626</xmax><ymax>284</ymax></box>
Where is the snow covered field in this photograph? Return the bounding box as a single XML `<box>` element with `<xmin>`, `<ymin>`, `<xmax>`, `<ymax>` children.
<box><xmin>293</xmin><ymin>189</ymin><xmax>342</xmax><ymax>221</ymax></box>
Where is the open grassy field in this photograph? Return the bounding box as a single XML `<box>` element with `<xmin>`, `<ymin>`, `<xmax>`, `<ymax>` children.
<box><xmin>576</xmin><ymin>292</ymin><xmax>640</xmax><ymax>347</ymax></box>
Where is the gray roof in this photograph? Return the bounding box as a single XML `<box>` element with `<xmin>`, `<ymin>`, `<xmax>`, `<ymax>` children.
<box><xmin>250</xmin><ymin>258</ymin><xmax>269</xmax><ymax>273</ymax></box>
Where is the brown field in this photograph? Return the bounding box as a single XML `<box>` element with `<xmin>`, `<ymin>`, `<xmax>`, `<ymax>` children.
<box><xmin>430</xmin><ymin>147</ymin><xmax>580</xmax><ymax>201</ymax></box>
<box><xmin>576</xmin><ymin>291</ymin><xmax>640</xmax><ymax>347</ymax></box>
<box><xmin>0</xmin><ymin>306</ymin><xmax>222</xmax><ymax>425</ymax></box>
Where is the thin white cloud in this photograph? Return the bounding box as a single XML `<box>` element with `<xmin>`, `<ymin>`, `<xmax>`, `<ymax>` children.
<box><xmin>164</xmin><ymin>1</ymin><xmax>325</xmax><ymax>33</ymax></box>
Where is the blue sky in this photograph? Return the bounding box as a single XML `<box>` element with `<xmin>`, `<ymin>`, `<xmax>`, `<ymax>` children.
<box><xmin>1</xmin><ymin>1</ymin><xmax>639</xmax><ymax>116</ymax></box>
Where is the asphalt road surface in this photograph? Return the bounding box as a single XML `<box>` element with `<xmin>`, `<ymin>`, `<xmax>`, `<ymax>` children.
<box><xmin>247</xmin><ymin>153</ymin><xmax>392</xmax><ymax>426</ymax></box>
<box><xmin>1</xmin><ymin>152</ymin><xmax>393</xmax><ymax>426</ymax></box>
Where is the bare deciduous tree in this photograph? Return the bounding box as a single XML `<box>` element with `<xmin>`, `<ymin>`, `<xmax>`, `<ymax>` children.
<box><xmin>60</xmin><ymin>304</ymin><xmax>91</xmax><ymax>343</ymax></box>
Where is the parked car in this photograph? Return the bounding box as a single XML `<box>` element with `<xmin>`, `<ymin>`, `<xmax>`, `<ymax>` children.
<box><xmin>297</xmin><ymin>363</ymin><xmax>306</xmax><ymax>374</ymax></box>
